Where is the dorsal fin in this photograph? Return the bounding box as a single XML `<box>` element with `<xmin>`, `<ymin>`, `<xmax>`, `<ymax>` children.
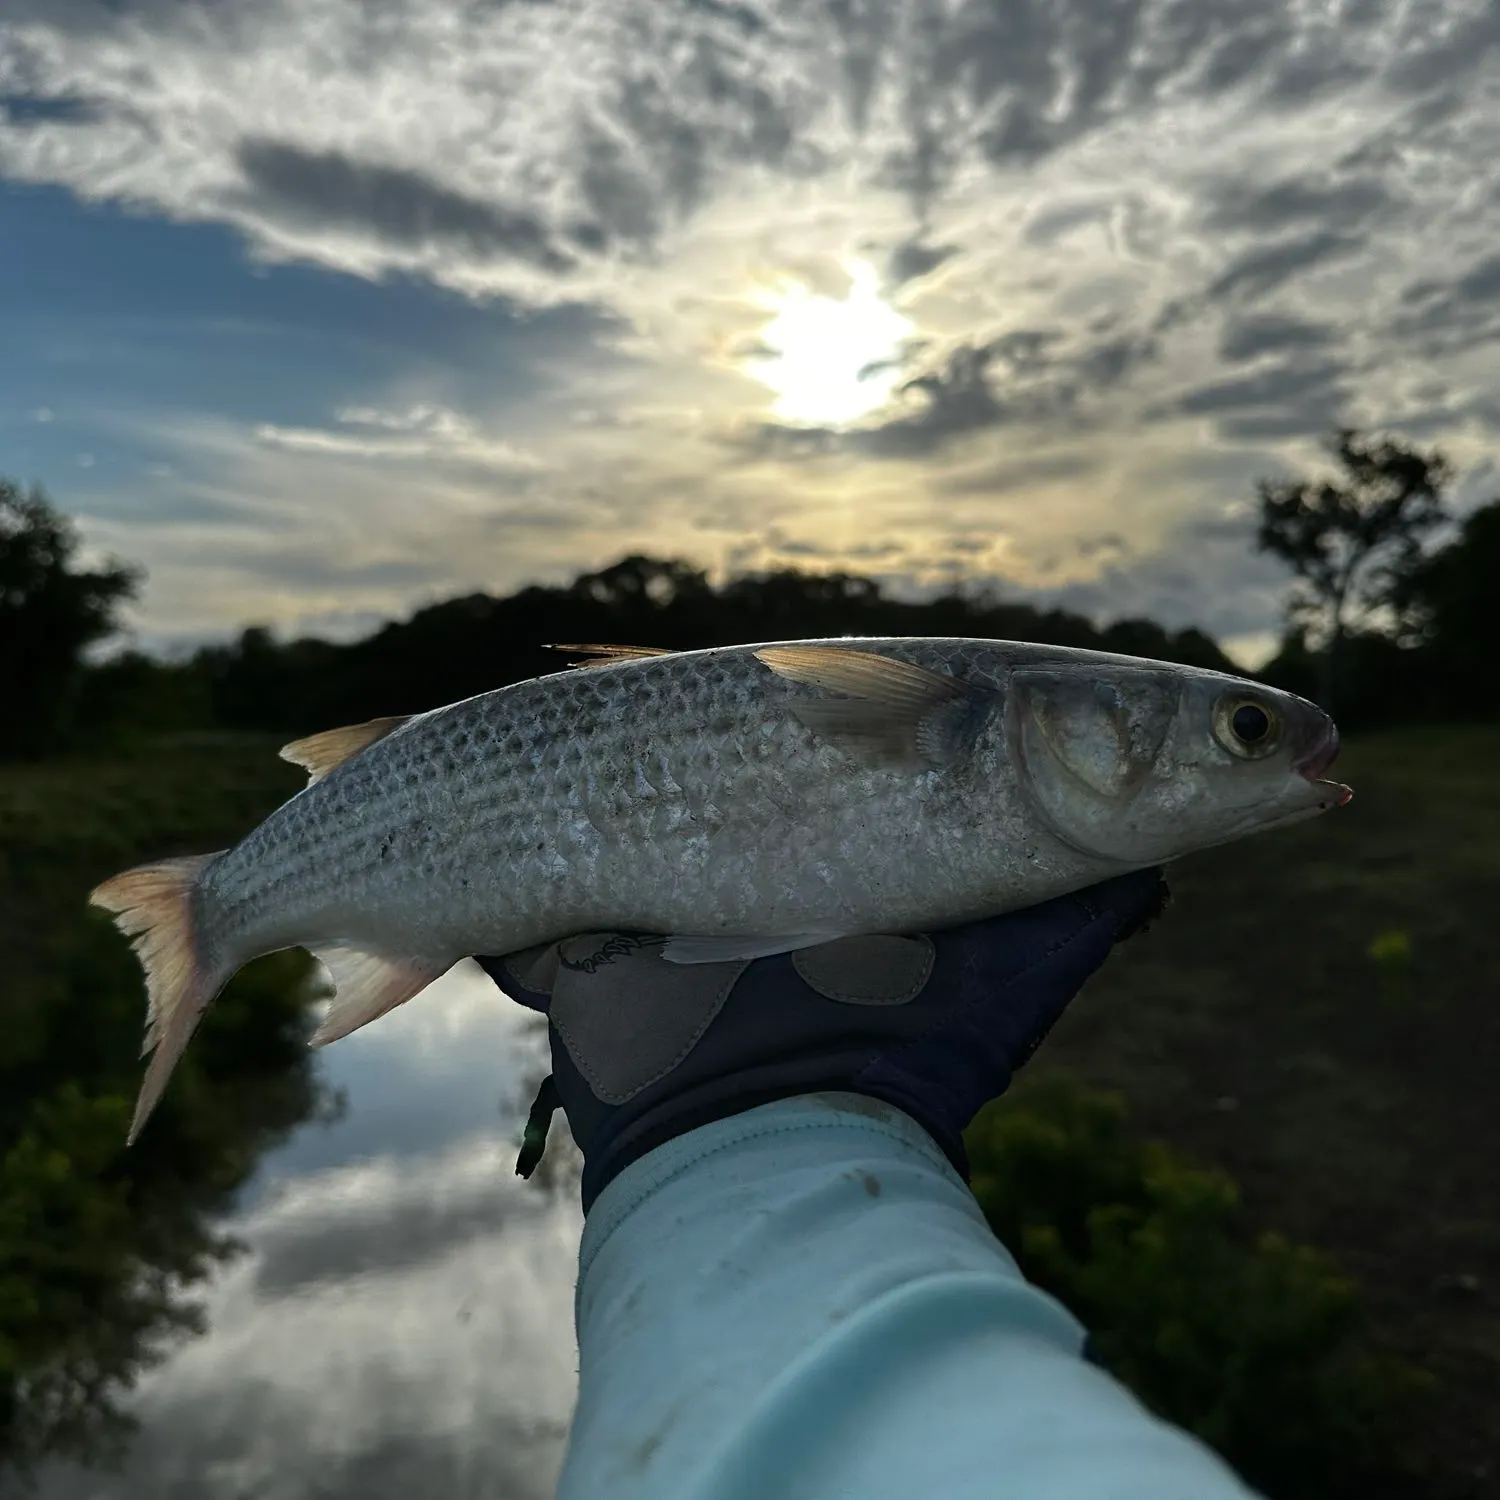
<box><xmin>544</xmin><ymin>643</ymin><xmax>675</xmax><ymax>669</ymax></box>
<box><xmin>279</xmin><ymin>715</ymin><xmax>410</xmax><ymax>785</ymax></box>
<box><xmin>755</xmin><ymin>644</ymin><xmax>992</xmax><ymax>773</ymax></box>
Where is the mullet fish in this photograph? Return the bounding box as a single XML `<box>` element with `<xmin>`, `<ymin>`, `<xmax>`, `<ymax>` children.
<box><xmin>91</xmin><ymin>638</ymin><xmax>1351</xmax><ymax>1141</ymax></box>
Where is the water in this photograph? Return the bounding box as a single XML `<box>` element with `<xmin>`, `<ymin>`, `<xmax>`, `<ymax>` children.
<box><xmin>30</xmin><ymin>963</ymin><xmax>583</xmax><ymax>1500</ymax></box>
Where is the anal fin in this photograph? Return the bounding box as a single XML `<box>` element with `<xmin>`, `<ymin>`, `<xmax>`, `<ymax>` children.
<box><xmin>307</xmin><ymin>944</ymin><xmax>450</xmax><ymax>1045</ymax></box>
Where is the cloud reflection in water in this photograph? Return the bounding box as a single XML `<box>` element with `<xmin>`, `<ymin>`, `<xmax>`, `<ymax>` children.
<box><xmin>34</xmin><ymin>962</ymin><xmax>583</xmax><ymax>1500</ymax></box>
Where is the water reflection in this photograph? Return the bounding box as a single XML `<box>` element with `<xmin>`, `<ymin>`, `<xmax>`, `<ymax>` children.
<box><xmin>29</xmin><ymin>963</ymin><xmax>583</xmax><ymax>1500</ymax></box>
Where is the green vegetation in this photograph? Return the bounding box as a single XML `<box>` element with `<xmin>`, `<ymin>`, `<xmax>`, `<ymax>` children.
<box><xmin>1020</xmin><ymin>723</ymin><xmax>1500</xmax><ymax>1498</ymax></box>
<box><xmin>0</xmin><ymin>479</ymin><xmax>138</xmax><ymax>760</ymax></box>
<box><xmin>0</xmin><ymin>739</ymin><xmax>335</xmax><ymax>1481</ymax></box>
<box><xmin>968</xmin><ymin>1080</ymin><xmax>1430</xmax><ymax>1498</ymax></box>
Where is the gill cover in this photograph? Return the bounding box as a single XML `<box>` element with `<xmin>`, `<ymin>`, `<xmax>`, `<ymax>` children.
<box><xmin>1013</xmin><ymin>668</ymin><xmax>1182</xmax><ymax>862</ymax></box>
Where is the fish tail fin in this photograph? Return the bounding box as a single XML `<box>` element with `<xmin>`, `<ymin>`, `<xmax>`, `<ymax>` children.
<box><xmin>89</xmin><ymin>852</ymin><xmax>228</xmax><ymax>1144</ymax></box>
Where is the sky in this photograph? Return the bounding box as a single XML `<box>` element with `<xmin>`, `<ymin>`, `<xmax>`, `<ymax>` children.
<box><xmin>4</xmin><ymin>0</ymin><xmax>1500</xmax><ymax>669</ymax></box>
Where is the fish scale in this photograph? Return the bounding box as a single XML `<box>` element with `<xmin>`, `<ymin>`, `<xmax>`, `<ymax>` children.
<box><xmin>90</xmin><ymin>636</ymin><xmax>1350</xmax><ymax>1142</ymax></box>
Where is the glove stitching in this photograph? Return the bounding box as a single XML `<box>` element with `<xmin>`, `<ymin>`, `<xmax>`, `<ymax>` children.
<box><xmin>500</xmin><ymin>954</ymin><xmax>538</xmax><ymax>994</ymax></box>
<box><xmin>793</xmin><ymin>938</ymin><xmax>935</xmax><ymax>1004</ymax></box>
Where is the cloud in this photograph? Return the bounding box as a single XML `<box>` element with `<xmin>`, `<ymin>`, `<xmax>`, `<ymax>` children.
<box><xmin>1217</xmin><ymin>313</ymin><xmax>1337</xmax><ymax>363</ymax></box>
<box><xmin>0</xmin><ymin>0</ymin><xmax>1465</xmax><ymax>306</ymax></box>
<box><xmin>942</xmin><ymin>450</ymin><xmax>1097</xmax><ymax>497</ymax></box>
<box><xmin>252</xmin><ymin>403</ymin><xmax>544</xmax><ymax>473</ymax></box>
<box><xmin>1453</xmin><ymin>254</ymin><xmax>1500</xmax><ymax>303</ymax></box>
<box><xmin>1203</xmin><ymin>230</ymin><xmax>1365</xmax><ymax>302</ymax></box>
<box><xmin>861</xmin><ymin>343</ymin><xmax>1013</xmax><ymax>455</ymax></box>
<box><xmin>6</xmin><ymin>0</ymin><xmax>1500</xmax><ymax>651</ymax></box>
<box><xmin>233</xmin><ymin>138</ymin><xmax>575</xmax><ymax>273</ymax></box>
<box><xmin>886</xmin><ymin>238</ymin><xmax>957</xmax><ymax>286</ymax></box>
<box><xmin>1176</xmin><ymin>357</ymin><xmax>1351</xmax><ymax>417</ymax></box>
<box><xmin>739</xmin><ymin>321</ymin><xmax>1159</xmax><ymax>461</ymax></box>
<box><xmin>248</xmin><ymin>1136</ymin><xmax>567</xmax><ymax>1300</ymax></box>
<box><xmin>0</xmin><ymin>91</ymin><xmax>104</xmax><ymax>126</ymax></box>
<box><xmin>1033</xmin><ymin>512</ymin><xmax>1294</xmax><ymax>644</ymax></box>
<box><xmin>1162</xmin><ymin>348</ymin><xmax>1355</xmax><ymax>443</ymax></box>
<box><xmin>1202</xmin><ymin>172</ymin><xmax>1396</xmax><ymax>236</ymax></box>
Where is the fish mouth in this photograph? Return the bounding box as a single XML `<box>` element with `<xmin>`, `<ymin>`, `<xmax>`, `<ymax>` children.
<box><xmin>1311</xmin><ymin>779</ymin><xmax>1354</xmax><ymax>808</ymax></box>
<box><xmin>1292</xmin><ymin>720</ymin><xmax>1353</xmax><ymax>807</ymax></box>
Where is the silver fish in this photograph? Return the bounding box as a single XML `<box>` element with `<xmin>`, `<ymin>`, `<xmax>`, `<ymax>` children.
<box><xmin>91</xmin><ymin>638</ymin><xmax>1350</xmax><ymax>1141</ymax></box>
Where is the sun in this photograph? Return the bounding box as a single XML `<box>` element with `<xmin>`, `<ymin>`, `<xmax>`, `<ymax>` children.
<box><xmin>747</xmin><ymin>260</ymin><xmax>912</xmax><ymax>426</ymax></box>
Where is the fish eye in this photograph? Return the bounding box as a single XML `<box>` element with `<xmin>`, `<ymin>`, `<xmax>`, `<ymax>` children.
<box><xmin>1213</xmin><ymin>696</ymin><xmax>1282</xmax><ymax>758</ymax></box>
<box><xmin>1232</xmin><ymin>704</ymin><xmax>1270</xmax><ymax>743</ymax></box>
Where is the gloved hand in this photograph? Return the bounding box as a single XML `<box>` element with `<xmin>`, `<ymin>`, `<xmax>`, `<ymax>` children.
<box><xmin>476</xmin><ymin>869</ymin><xmax>1169</xmax><ymax>1212</ymax></box>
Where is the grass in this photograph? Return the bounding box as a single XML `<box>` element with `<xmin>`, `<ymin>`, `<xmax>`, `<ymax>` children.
<box><xmin>1</xmin><ymin>725</ymin><xmax>1496</xmax><ymax>1495</ymax></box>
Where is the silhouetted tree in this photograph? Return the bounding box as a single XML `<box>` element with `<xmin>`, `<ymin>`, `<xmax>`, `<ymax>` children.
<box><xmin>0</xmin><ymin>479</ymin><xmax>139</xmax><ymax>758</ymax></box>
<box><xmin>569</xmin><ymin>555</ymin><xmax>712</xmax><ymax>610</ymax></box>
<box><xmin>1254</xmin><ymin>431</ymin><xmax>1451</xmax><ymax>711</ymax></box>
<box><xmin>179</xmin><ymin>554</ymin><xmax>1246</xmax><ymax>737</ymax></box>
<box><xmin>1391</xmin><ymin>497</ymin><xmax>1500</xmax><ymax>713</ymax></box>
<box><xmin>1395</xmin><ymin>498</ymin><xmax>1498</xmax><ymax>657</ymax></box>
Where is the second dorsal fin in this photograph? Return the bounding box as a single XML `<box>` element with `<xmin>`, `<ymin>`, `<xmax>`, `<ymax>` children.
<box><xmin>279</xmin><ymin>715</ymin><xmax>410</xmax><ymax>785</ymax></box>
<box><xmin>544</xmin><ymin>643</ymin><xmax>675</xmax><ymax>669</ymax></box>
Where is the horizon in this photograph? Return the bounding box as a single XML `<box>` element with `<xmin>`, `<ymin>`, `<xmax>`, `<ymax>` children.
<box><xmin>86</xmin><ymin>547</ymin><xmax>1250</xmax><ymax>673</ymax></box>
<box><xmin>6</xmin><ymin>0</ymin><xmax>1500</xmax><ymax>676</ymax></box>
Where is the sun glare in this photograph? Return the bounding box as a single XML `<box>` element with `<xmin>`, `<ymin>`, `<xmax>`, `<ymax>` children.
<box><xmin>748</xmin><ymin>260</ymin><xmax>912</xmax><ymax>426</ymax></box>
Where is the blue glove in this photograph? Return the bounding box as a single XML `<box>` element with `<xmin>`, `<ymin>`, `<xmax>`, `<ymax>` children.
<box><xmin>476</xmin><ymin>869</ymin><xmax>1169</xmax><ymax>1211</ymax></box>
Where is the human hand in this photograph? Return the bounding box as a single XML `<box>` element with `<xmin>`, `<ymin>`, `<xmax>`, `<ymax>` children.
<box><xmin>476</xmin><ymin>869</ymin><xmax>1169</xmax><ymax>1211</ymax></box>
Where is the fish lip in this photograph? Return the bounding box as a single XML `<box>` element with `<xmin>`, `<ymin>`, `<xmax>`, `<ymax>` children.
<box><xmin>1311</xmin><ymin>778</ymin><xmax>1354</xmax><ymax>808</ymax></box>
<box><xmin>1292</xmin><ymin>719</ymin><xmax>1340</xmax><ymax>780</ymax></box>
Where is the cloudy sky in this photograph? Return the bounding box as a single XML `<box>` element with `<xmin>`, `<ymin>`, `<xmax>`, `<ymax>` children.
<box><xmin>4</xmin><ymin>0</ymin><xmax>1500</xmax><ymax>667</ymax></box>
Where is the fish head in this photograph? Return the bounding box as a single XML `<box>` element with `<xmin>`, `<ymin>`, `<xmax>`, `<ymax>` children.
<box><xmin>1010</xmin><ymin>664</ymin><xmax>1351</xmax><ymax>866</ymax></box>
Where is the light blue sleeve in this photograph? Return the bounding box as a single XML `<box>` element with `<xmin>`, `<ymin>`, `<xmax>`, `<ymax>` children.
<box><xmin>559</xmin><ymin>1091</ymin><xmax>1259</xmax><ymax>1500</ymax></box>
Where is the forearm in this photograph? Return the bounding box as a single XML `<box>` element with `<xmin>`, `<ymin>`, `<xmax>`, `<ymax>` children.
<box><xmin>561</xmin><ymin>1092</ymin><xmax>1257</xmax><ymax>1500</ymax></box>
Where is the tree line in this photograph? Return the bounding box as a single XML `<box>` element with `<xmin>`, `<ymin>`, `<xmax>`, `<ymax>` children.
<box><xmin>1</xmin><ymin>428</ymin><xmax>1496</xmax><ymax>759</ymax></box>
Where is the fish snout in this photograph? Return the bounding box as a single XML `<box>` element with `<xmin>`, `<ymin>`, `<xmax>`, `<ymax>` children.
<box><xmin>1292</xmin><ymin>716</ymin><xmax>1339</xmax><ymax>779</ymax></box>
<box><xmin>1290</xmin><ymin>713</ymin><xmax>1353</xmax><ymax>806</ymax></box>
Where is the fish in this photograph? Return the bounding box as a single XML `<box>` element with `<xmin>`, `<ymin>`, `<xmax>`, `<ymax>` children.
<box><xmin>90</xmin><ymin>638</ymin><xmax>1351</xmax><ymax>1142</ymax></box>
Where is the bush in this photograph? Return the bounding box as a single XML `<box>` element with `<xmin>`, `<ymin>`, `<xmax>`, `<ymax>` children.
<box><xmin>965</xmin><ymin>1079</ymin><xmax>1431</xmax><ymax>1499</ymax></box>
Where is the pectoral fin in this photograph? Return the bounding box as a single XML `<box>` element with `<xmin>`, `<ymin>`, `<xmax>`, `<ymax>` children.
<box><xmin>755</xmin><ymin>644</ymin><xmax>993</xmax><ymax>772</ymax></box>
<box><xmin>661</xmin><ymin>932</ymin><xmax>846</xmax><ymax>964</ymax></box>
<box><xmin>307</xmin><ymin>943</ymin><xmax>450</xmax><ymax>1045</ymax></box>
